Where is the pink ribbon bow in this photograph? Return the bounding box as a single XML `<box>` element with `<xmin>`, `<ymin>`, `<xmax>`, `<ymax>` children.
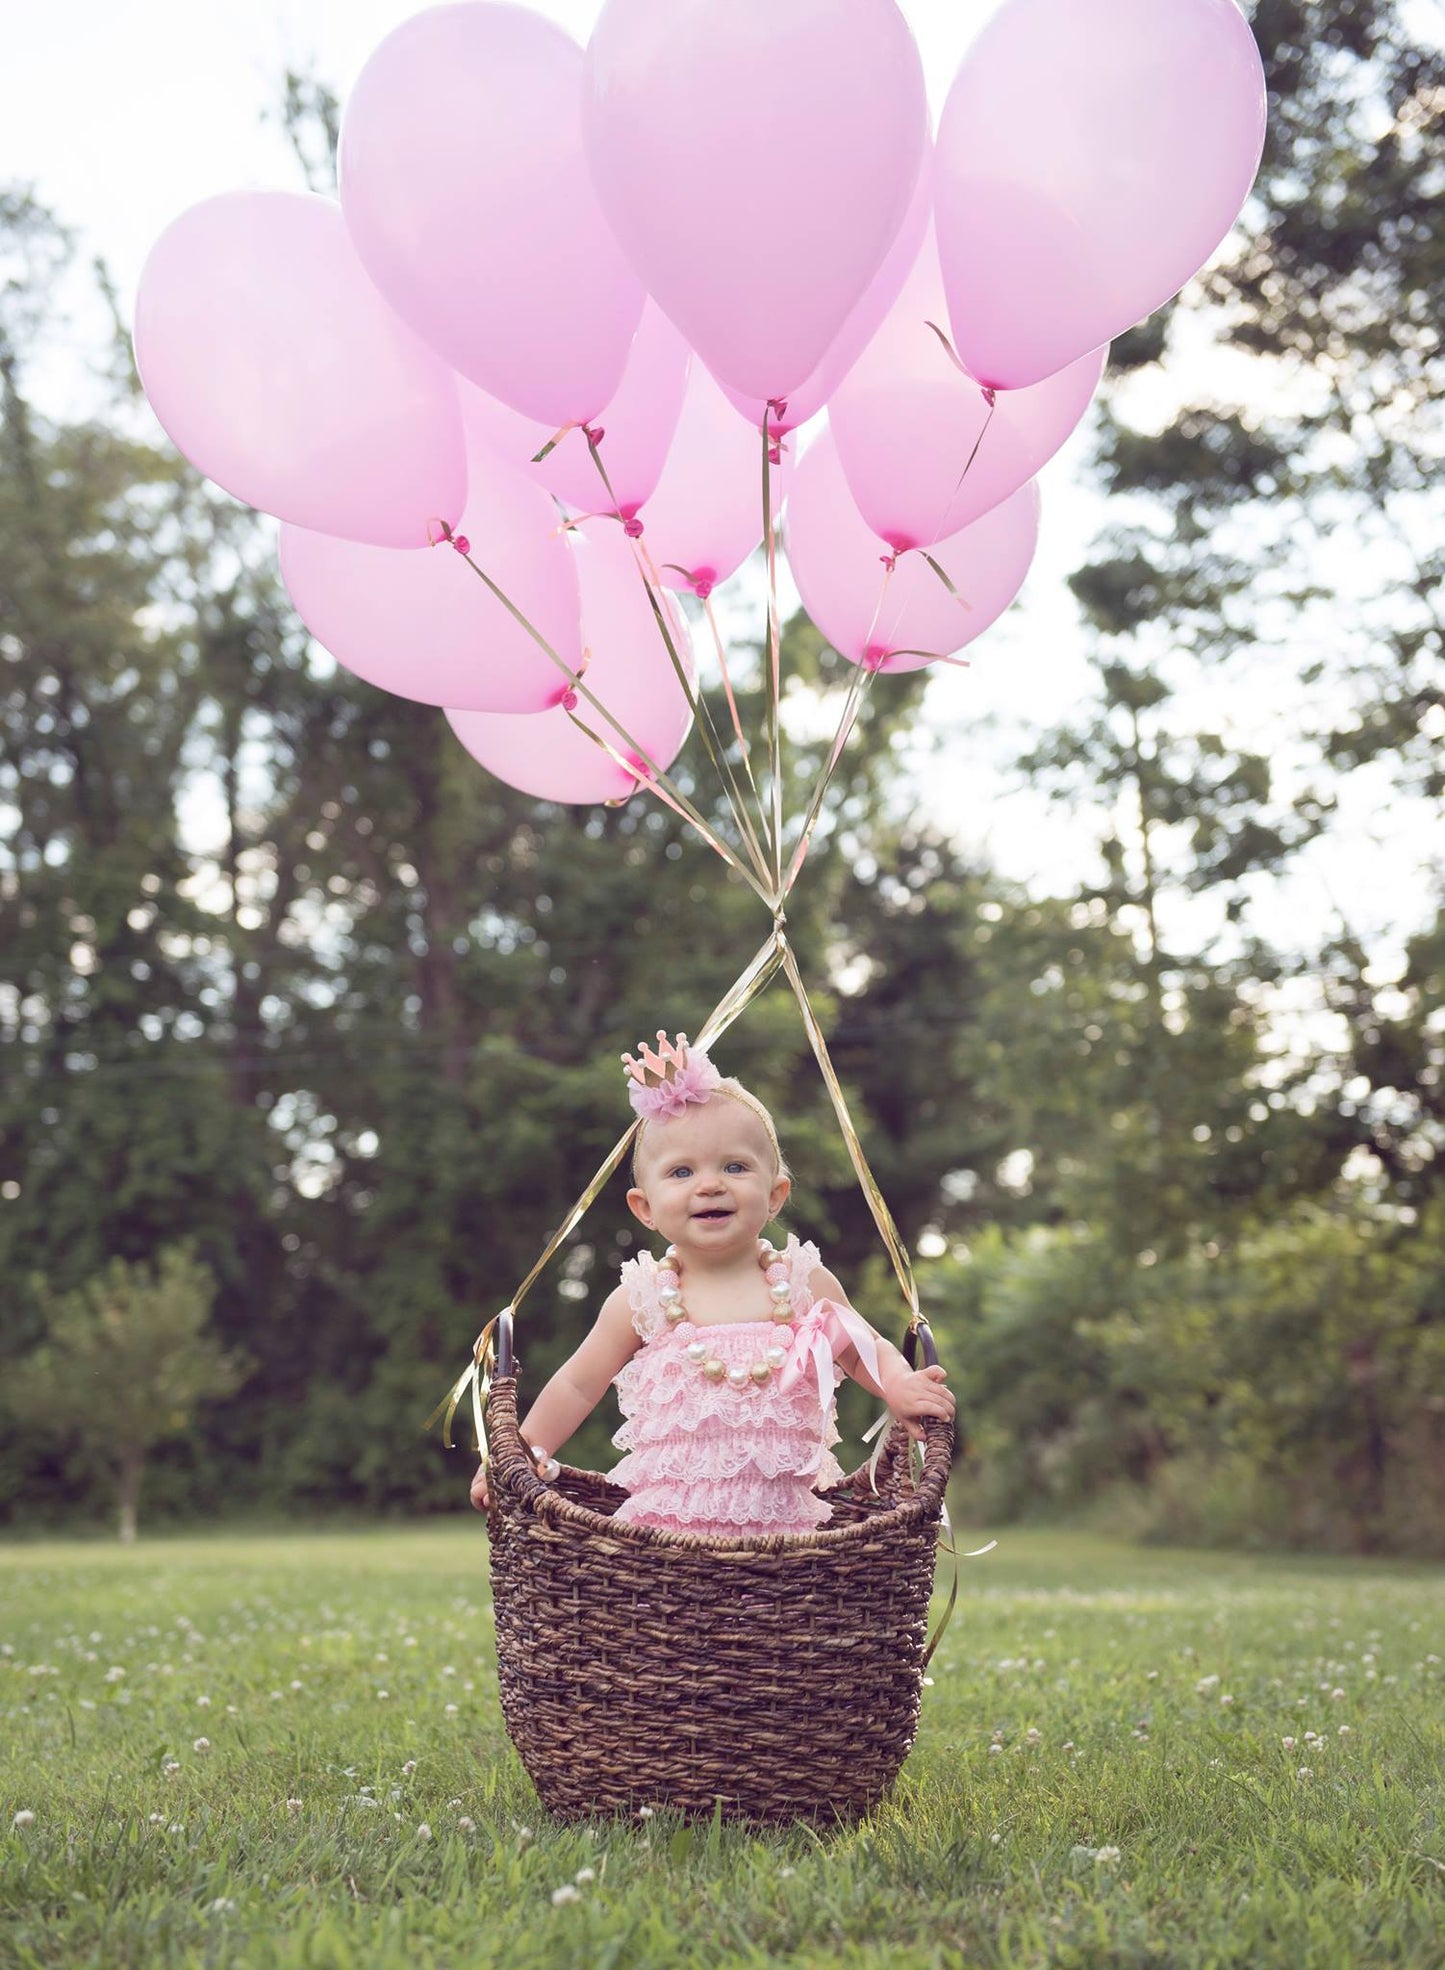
<box><xmin>778</xmin><ymin>1298</ymin><xmax>883</xmax><ymax>1421</ymax></box>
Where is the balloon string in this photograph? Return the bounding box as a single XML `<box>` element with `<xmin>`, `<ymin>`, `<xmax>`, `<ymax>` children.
<box><xmin>780</xmin><ymin>656</ymin><xmax>882</xmax><ymax>902</ymax></box>
<box><xmin>778</xmin><ymin>554</ymin><xmax>896</xmax><ymax>899</ymax></box>
<box><xmin>761</xmin><ymin>410</ymin><xmax>785</xmax><ymax>891</ymax></box>
<box><xmin>443</xmin><ymin>528</ymin><xmax>774</xmax><ymax>908</ymax></box>
<box><xmin>581</xmin><ymin>435</ymin><xmax>775</xmax><ymax>892</ymax></box>
<box><xmin>564</xmin><ymin>702</ymin><xmax>755</xmax><ymax>883</ymax></box>
<box><xmin>702</xmin><ymin>590</ymin><xmax>773</xmax><ymax>864</ymax></box>
<box><xmin>778</xmin><ymin>939</ymin><xmax>919</xmax><ymax>1319</ymax></box>
<box><xmin>633</xmin><ymin>529</ymin><xmax>773</xmax><ymax>885</ymax></box>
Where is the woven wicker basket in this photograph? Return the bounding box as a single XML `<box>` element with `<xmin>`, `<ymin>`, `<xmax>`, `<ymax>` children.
<box><xmin>483</xmin><ymin>1309</ymin><xmax>955</xmax><ymax>1825</ymax></box>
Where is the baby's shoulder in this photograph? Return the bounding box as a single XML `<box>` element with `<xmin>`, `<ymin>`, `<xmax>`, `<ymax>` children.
<box><xmin>618</xmin><ymin>1248</ymin><xmax>667</xmax><ymax>1338</ymax></box>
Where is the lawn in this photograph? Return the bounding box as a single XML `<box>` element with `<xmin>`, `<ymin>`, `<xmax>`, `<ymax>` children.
<box><xmin>1</xmin><ymin>1522</ymin><xmax>1441</xmax><ymax>1968</ymax></box>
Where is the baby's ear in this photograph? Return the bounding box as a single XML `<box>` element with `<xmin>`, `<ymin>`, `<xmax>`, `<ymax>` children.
<box><xmin>768</xmin><ymin>1172</ymin><xmax>791</xmax><ymax>1219</ymax></box>
<box><xmin>625</xmin><ymin>1186</ymin><xmax>656</xmax><ymax>1229</ymax></box>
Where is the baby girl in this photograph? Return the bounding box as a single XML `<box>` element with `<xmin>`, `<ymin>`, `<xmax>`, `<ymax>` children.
<box><xmin>470</xmin><ymin>1033</ymin><xmax>954</xmax><ymax>1534</ymax></box>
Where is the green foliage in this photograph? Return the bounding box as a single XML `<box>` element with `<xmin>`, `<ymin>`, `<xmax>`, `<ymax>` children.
<box><xmin>929</xmin><ymin>1201</ymin><xmax>1445</xmax><ymax>1557</ymax></box>
<box><xmin>7</xmin><ymin>1248</ymin><xmax>248</xmax><ymax>1541</ymax></box>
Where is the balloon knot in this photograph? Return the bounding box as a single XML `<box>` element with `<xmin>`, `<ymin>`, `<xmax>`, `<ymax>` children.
<box><xmin>585</xmin><ymin>424</ymin><xmax>606</xmax><ymax>447</ymax></box>
<box><xmin>982</xmin><ymin>386</ymin><xmax>998</xmax><ymax>408</ymax></box>
<box><xmin>692</xmin><ymin>575</ymin><xmax>714</xmax><ymax>601</ymax></box>
<box><xmin>879</xmin><ymin>551</ymin><xmax>898</xmax><ymax>573</ymax></box>
<box><xmin>623</xmin><ymin>516</ymin><xmax>644</xmax><ymax>538</ymax></box>
<box><xmin>561</xmin><ymin>689</ymin><xmax>580</xmax><ymax>713</ymax></box>
<box><xmin>863</xmin><ymin>645</ymin><xmax>890</xmax><ymax>672</ymax></box>
<box><xmin>450</xmin><ymin>534</ymin><xmax>470</xmax><ymax>556</ymax></box>
<box><xmin>768</xmin><ymin>443</ymin><xmax>782</xmax><ymax>466</ymax></box>
<box><xmin>766</xmin><ymin>397</ymin><xmax>789</xmax><ymax>423</ymax></box>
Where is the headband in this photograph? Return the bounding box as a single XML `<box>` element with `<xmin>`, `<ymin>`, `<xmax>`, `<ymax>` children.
<box><xmin>621</xmin><ymin>1032</ymin><xmax>783</xmax><ymax>1165</ymax></box>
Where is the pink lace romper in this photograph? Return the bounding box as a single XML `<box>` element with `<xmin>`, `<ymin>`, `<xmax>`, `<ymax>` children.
<box><xmin>608</xmin><ymin>1234</ymin><xmax>847</xmax><ymax>1537</ymax></box>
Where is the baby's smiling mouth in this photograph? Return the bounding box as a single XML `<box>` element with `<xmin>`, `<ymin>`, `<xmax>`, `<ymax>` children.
<box><xmin>691</xmin><ymin>1207</ymin><xmax>733</xmax><ymax>1220</ymax></box>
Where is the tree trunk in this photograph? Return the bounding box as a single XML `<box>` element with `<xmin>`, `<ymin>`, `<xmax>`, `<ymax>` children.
<box><xmin>117</xmin><ymin>1446</ymin><xmax>143</xmax><ymax>1545</ymax></box>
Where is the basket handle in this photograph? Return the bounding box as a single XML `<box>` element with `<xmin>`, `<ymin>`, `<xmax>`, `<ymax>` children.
<box><xmin>902</xmin><ymin>1315</ymin><xmax>939</xmax><ymax>1372</ymax></box>
<box><xmin>494</xmin><ymin>1305</ymin><xmax>516</xmax><ymax>1380</ymax></box>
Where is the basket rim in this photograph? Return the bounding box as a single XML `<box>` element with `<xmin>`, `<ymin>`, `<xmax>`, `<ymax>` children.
<box><xmin>485</xmin><ymin>1375</ymin><xmax>953</xmax><ymax>1554</ymax></box>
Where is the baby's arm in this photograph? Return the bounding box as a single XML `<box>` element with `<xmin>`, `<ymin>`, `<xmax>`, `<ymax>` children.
<box><xmin>811</xmin><ymin>1263</ymin><xmax>955</xmax><ymax>1442</ymax></box>
<box><xmin>469</xmin><ymin>1285</ymin><xmax>640</xmax><ymax>1510</ymax></box>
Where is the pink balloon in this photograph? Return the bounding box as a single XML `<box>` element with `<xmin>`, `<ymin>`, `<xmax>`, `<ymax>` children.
<box><xmin>447</xmin><ymin>528</ymin><xmax>694</xmax><ymax>804</ymax></box>
<box><xmin>460</xmin><ymin>305</ymin><xmax>689</xmax><ymax>520</ymax></box>
<box><xmin>341</xmin><ymin>4</ymin><xmax>644</xmax><ymax>424</ymax></box>
<box><xmin>633</xmin><ymin>365</ymin><xmax>795</xmax><ymax>599</ymax></box>
<box><xmin>584</xmin><ymin>0</ymin><xmax>927</xmax><ymax>402</ymax></box>
<box><xmin>830</xmin><ymin>226</ymin><xmax>1105</xmax><ymax>550</ymax></box>
<box><xmin>935</xmin><ymin>0</ymin><xmax>1266</xmax><ymax>390</ymax></box>
<box><xmin>717</xmin><ymin>151</ymin><xmax>934</xmax><ymax>435</ymax></box>
<box><xmin>134</xmin><ymin>192</ymin><xmax>465</xmax><ymax>548</ymax></box>
<box><xmin>279</xmin><ymin>449</ymin><xmax>583</xmax><ymax>714</ymax></box>
<box><xmin>785</xmin><ymin>430</ymin><xmax>1039</xmax><ymax>669</ymax></box>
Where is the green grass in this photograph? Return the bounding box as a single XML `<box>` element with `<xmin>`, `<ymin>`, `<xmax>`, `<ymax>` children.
<box><xmin>1</xmin><ymin>1524</ymin><xmax>1441</xmax><ymax>1968</ymax></box>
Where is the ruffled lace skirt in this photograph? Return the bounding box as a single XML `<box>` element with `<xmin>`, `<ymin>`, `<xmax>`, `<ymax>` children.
<box><xmin>610</xmin><ymin>1322</ymin><xmax>842</xmax><ymax>1537</ymax></box>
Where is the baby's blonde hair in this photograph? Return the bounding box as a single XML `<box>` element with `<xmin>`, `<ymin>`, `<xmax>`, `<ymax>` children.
<box><xmin>632</xmin><ymin>1079</ymin><xmax>791</xmax><ymax>1183</ymax></box>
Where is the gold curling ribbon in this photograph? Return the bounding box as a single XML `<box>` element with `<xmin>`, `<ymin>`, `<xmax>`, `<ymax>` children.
<box><xmin>777</xmin><ymin>940</ymin><xmax>918</xmax><ymax>1321</ymax></box>
<box><xmin>425</xmin><ymin>1314</ymin><xmax>500</xmax><ymax>1455</ymax></box>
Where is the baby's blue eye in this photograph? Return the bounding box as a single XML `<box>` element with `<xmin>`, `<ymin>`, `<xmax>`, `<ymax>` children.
<box><xmin>668</xmin><ymin>1165</ymin><xmax>693</xmax><ymax>1180</ymax></box>
<box><xmin>725</xmin><ymin>1160</ymin><xmax>748</xmax><ymax>1173</ymax></box>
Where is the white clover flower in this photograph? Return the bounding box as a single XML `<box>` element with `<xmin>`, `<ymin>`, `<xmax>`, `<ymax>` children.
<box><xmin>990</xmin><ymin>1833</ymin><xmax>1002</xmax><ymax>1844</ymax></box>
<box><xmin>196</xmin><ymin>1696</ymin><xmax>211</xmax><ymax>1708</ymax></box>
<box><xmin>987</xmin><ymin>1743</ymin><xmax>1003</xmax><ymax>1756</ymax></box>
<box><xmin>1297</xmin><ymin>1766</ymin><xmax>1312</xmax><ymax>1780</ymax></box>
<box><xmin>162</xmin><ymin>1760</ymin><xmax>181</xmax><ymax>1778</ymax></box>
<box><xmin>637</xmin><ymin>1806</ymin><xmax>655</xmax><ymax>1820</ymax></box>
<box><xmin>193</xmin><ymin>1738</ymin><xmax>210</xmax><ymax>1753</ymax></box>
<box><xmin>148</xmin><ymin>1813</ymin><xmax>165</xmax><ymax>1825</ymax></box>
<box><xmin>104</xmin><ymin>1667</ymin><xmax>126</xmax><ymax>1683</ymax></box>
<box><xmin>12</xmin><ymin>1810</ymin><xmax>35</xmax><ymax>1829</ymax></box>
<box><xmin>286</xmin><ymin>1799</ymin><xmax>302</xmax><ymax>1815</ymax></box>
<box><xmin>778</xmin><ymin>1866</ymin><xmax>796</xmax><ymax>1879</ymax></box>
<box><xmin>444</xmin><ymin>1703</ymin><xmax>459</xmax><ymax>1717</ymax></box>
<box><xmin>575</xmin><ymin>1867</ymin><xmax>595</xmax><ymax>1883</ymax></box>
<box><xmin>1062</xmin><ymin>1741</ymin><xmax>1076</xmax><ymax>1754</ymax></box>
<box><xmin>1025</xmin><ymin>1727</ymin><xmax>1041</xmax><ymax>1744</ymax></box>
<box><xmin>290</xmin><ymin>1680</ymin><xmax>304</xmax><ymax>1692</ymax></box>
<box><xmin>1146</xmin><ymin>1670</ymin><xmax>1159</xmax><ymax>1681</ymax></box>
<box><xmin>1338</xmin><ymin>1725</ymin><xmax>1352</xmax><ymax>1737</ymax></box>
<box><xmin>1194</xmin><ymin>1675</ymin><xmax>1220</xmax><ymax>1693</ymax></box>
<box><xmin>377</xmin><ymin>1690</ymin><xmax>390</xmax><ymax>1701</ymax></box>
<box><xmin>416</xmin><ymin>1824</ymin><xmax>432</xmax><ymax>1842</ymax></box>
<box><xmin>1095</xmin><ymin>1846</ymin><xmax>1121</xmax><ymax>1865</ymax></box>
<box><xmin>551</xmin><ymin>1885</ymin><xmax>582</xmax><ymax>1905</ymax></box>
<box><xmin>402</xmin><ymin>1761</ymin><xmax>418</xmax><ymax>1775</ymax></box>
<box><xmin>205</xmin><ymin>1898</ymin><xmax>236</xmax><ymax>1915</ymax></box>
<box><xmin>1281</xmin><ymin>1736</ymin><xmax>1296</xmax><ymax>1749</ymax></box>
<box><xmin>458</xmin><ymin>1817</ymin><xmax>475</xmax><ymax>1833</ymax></box>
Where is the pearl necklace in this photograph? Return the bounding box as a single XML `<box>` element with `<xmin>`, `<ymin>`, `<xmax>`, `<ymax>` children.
<box><xmin>655</xmin><ymin>1239</ymin><xmax>795</xmax><ymax>1391</ymax></box>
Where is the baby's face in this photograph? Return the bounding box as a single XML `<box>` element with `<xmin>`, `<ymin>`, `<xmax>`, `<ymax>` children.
<box><xmin>627</xmin><ymin>1097</ymin><xmax>788</xmax><ymax>1261</ymax></box>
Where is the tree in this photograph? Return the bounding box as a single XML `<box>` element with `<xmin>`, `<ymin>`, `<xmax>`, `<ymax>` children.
<box><xmin>8</xmin><ymin>1248</ymin><xmax>249</xmax><ymax>1541</ymax></box>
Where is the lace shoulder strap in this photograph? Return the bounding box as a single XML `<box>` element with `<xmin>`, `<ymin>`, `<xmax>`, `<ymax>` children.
<box><xmin>783</xmin><ymin>1233</ymin><xmax>824</xmax><ymax>1317</ymax></box>
<box><xmin>620</xmin><ymin>1251</ymin><xmax>667</xmax><ymax>1341</ymax></box>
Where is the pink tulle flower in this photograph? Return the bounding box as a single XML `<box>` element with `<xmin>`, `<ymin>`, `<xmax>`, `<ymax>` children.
<box><xmin>622</xmin><ymin>1031</ymin><xmax>722</xmax><ymax>1122</ymax></box>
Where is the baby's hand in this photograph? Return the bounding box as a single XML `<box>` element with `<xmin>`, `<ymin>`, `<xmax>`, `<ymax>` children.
<box><xmin>469</xmin><ymin>1461</ymin><xmax>490</xmax><ymax>1512</ymax></box>
<box><xmin>881</xmin><ymin>1363</ymin><xmax>956</xmax><ymax>1441</ymax></box>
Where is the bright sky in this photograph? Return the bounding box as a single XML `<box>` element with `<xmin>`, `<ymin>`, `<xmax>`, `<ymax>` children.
<box><xmin>2</xmin><ymin>1</ymin><xmax>1429</xmax><ymax>991</ymax></box>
